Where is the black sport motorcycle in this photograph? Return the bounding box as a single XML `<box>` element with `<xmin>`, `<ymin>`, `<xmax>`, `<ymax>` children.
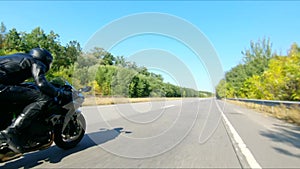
<box><xmin>0</xmin><ymin>79</ymin><xmax>91</xmax><ymax>162</ymax></box>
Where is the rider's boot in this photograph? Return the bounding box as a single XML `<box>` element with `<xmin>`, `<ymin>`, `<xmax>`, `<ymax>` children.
<box><xmin>1</xmin><ymin>127</ymin><xmax>23</xmax><ymax>152</ymax></box>
<box><xmin>1</xmin><ymin>114</ymin><xmax>26</xmax><ymax>154</ymax></box>
<box><xmin>0</xmin><ymin>132</ymin><xmax>22</xmax><ymax>162</ymax></box>
<box><xmin>0</xmin><ymin>132</ymin><xmax>7</xmax><ymax>147</ymax></box>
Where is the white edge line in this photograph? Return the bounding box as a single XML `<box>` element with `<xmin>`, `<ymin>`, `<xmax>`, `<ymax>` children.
<box><xmin>161</xmin><ymin>105</ymin><xmax>175</xmax><ymax>109</ymax></box>
<box><xmin>215</xmin><ymin>100</ymin><xmax>262</xmax><ymax>169</ymax></box>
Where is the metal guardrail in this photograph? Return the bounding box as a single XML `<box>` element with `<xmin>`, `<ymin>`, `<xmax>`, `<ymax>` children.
<box><xmin>227</xmin><ymin>98</ymin><xmax>300</xmax><ymax>107</ymax></box>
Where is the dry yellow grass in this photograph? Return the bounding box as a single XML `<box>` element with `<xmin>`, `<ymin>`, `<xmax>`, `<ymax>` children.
<box><xmin>227</xmin><ymin>100</ymin><xmax>300</xmax><ymax>126</ymax></box>
<box><xmin>83</xmin><ymin>96</ymin><xmax>182</xmax><ymax>106</ymax></box>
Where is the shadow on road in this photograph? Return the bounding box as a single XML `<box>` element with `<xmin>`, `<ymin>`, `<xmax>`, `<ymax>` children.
<box><xmin>260</xmin><ymin>124</ymin><xmax>300</xmax><ymax>158</ymax></box>
<box><xmin>0</xmin><ymin>127</ymin><xmax>130</xmax><ymax>169</ymax></box>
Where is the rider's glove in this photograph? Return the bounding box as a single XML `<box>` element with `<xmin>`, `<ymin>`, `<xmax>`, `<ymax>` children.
<box><xmin>57</xmin><ymin>90</ymin><xmax>73</xmax><ymax>104</ymax></box>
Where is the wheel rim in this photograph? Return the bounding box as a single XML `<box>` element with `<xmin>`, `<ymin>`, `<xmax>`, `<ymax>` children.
<box><xmin>61</xmin><ymin>119</ymin><xmax>83</xmax><ymax>142</ymax></box>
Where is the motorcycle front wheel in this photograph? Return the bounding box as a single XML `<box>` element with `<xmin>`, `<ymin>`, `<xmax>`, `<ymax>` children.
<box><xmin>54</xmin><ymin>114</ymin><xmax>86</xmax><ymax>150</ymax></box>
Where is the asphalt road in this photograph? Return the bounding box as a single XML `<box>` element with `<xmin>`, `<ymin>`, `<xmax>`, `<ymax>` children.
<box><xmin>1</xmin><ymin>98</ymin><xmax>300</xmax><ymax>168</ymax></box>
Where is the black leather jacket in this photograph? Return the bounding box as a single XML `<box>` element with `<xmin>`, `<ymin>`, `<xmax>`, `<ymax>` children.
<box><xmin>0</xmin><ymin>53</ymin><xmax>59</xmax><ymax>97</ymax></box>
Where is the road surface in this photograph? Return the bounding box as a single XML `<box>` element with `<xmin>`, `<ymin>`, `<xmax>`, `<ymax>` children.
<box><xmin>1</xmin><ymin>98</ymin><xmax>300</xmax><ymax>168</ymax></box>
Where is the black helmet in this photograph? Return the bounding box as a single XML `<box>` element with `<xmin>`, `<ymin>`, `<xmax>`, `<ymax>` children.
<box><xmin>29</xmin><ymin>48</ymin><xmax>53</xmax><ymax>70</ymax></box>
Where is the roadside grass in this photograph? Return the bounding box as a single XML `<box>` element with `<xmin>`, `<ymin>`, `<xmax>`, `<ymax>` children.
<box><xmin>83</xmin><ymin>96</ymin><xmax>182</xmax><ymax>106</ymax></box>
<box><xmin>226</xmin><ymin>100</ymin><xmax>300</xmax><ymax>126</ymax></box>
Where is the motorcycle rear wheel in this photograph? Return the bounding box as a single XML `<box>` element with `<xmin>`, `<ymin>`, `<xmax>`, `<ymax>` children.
<box><xmin>54</xmin><ymin>114</ymin><xmax>86</xmax><ymax>150</ymax></box>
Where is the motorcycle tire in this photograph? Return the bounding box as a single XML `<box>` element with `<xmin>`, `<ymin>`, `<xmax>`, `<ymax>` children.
<box><xmin>54</xmin><ymin>114</ymin><xmax>86</xmax><ymax>150</ymax></box>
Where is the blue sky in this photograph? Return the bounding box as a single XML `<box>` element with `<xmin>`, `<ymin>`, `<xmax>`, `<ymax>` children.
<box><xmin>1</xmin><ymin>1</ymin><xmax>299</xmax><ymax>92</ymax></box>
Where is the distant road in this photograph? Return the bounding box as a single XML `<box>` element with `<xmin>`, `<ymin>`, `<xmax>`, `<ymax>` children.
<box><xmin>1</xmin><ymin>98</ymin><xmax>300</xmax><ymax>168</ymax></box>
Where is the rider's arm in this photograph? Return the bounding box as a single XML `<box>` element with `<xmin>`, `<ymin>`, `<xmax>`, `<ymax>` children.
<box><xmin>31</xmin><ymin>62</ymin><xmax>60</xmax><ymax>98</ymax></box>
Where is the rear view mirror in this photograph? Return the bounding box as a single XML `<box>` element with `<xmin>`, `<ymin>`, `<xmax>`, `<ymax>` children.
<box><xmin>79</xmin><ymin>86</ymin><xmax>92</xmax><ymax>93</ymax></box>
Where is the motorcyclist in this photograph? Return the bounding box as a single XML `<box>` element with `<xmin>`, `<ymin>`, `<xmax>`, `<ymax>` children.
<box><xmin>0</xmin><ymin>48</ymin><xmax>72</xmax><ymax>154</ymax></box>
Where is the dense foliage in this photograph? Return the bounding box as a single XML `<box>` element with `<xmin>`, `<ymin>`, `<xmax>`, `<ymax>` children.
<box><xmin>0</xmin><ymin>22</ymin><xmax>212</xmax><ymax>98</ymax></box>
<box><xmin>216</xmin><ymin>38</ymin><xmax>300</xmax><ymax>101</ymax></box>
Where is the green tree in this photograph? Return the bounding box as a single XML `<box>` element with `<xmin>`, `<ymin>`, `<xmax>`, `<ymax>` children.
<box><xmin>63</xmin><ymin>40</ymin><xmax>82</xmax><ymax>67</ymax></box>
<box><xmin>0</xmin><ymin>22</ymin><xmax>6</xmax><ymax>53</ymax></box>
<box><xmin>89</xmin><ymin>47</ymin><xmax>106</xmax><ymax>59</ymax></box>
<box><xmin>225</xmin><ymin>64</ymin><xmax>247</xmax><ymax>97</ymax></box>
<box><xmin>260</xmin><ymin>43</ymin><xmax>300</xmax><ymax>101</ymax></box>
<box><xmin>239</xmin><ymin>75</ymin><xmax>264</xmax><ymax>99</ymax></box>
<box><xmin>216</xmin><ymin>79</ymin><xmax>226</xmax><ymax>99</ymax></box>
<box><xmin>128</xmin><ymin>74</ymin><xmax>152</xmax><ymax>97</ymax></box>
<box><xmin>111</xmin><ymin>67</ymin><xmax>136</xmax><ymax>96</ymax></box>
<box><xmin>96</xmin><ymin>65</ymin><xmax>117</xmax><ymax>95</ymax></box>
<box><xmin>218</xmin><ymin>38</ymin><xmax>274</xmax><ymax>98</ymax></box>
<box><xmin>23</xmin><ymin>27</ymin><xmax>46</xmax><ymax>50</ymax></box>
<box><xmin>115</xmin><ymin>56</ymin><xmax>127</xmax><ymax>67</ymax></box>
<box><xmin>101</xmin><ymin>52</ymin><xmax>115</xmax><ymax>65</ymax></box>
<box><xmin>4</xmin><ymin>28</ymin><xmax>23</xmax><ymax>52</ymax></box>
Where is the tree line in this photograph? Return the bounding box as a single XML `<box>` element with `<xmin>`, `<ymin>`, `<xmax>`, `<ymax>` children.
<box><xmin>216</xmin><ymin>37</ymin><xmax>300</xmax><ymax>101</ymax></box>
<box><xmin>0</xmin><ymin>22</ymin><xmax>212</xmax><ymax>98</ymax></box>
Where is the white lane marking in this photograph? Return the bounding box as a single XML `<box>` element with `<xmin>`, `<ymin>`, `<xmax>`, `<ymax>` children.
<box><xmin>83</xmin><ymin>104</ymin><xmax>116</xmax><ymax>109</ymax></box>
<box><xmin>215</xmin><ymin>101</ymin><xmax>262</xmax><ymax>169</ymax></box>
<box><xmin>161</xmin><ymin>105</ymin><xmax>175</xmax><ymax>109</ymax></box>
